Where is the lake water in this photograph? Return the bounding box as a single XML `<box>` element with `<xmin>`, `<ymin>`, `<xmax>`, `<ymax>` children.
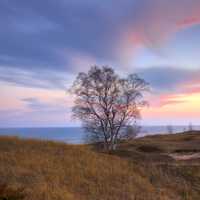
<box><xmin>0</xmin><ymin>126</ymin><xmax>199</xmax><ymax>144</ymax></box>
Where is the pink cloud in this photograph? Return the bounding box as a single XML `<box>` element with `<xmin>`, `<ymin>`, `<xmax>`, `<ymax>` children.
<box><xmin>119</xmin><ymin>0</ymin><xmax>200</xmax><ymax>61</ymax></box>
<box><xmin>148</xmin><ymin>93</ymin><xmax>187</xmax><ymax>108</ymax></box>
<box><xmin>158</xmin><ymin>99</ymin><xmax>186</xmax><ymax>107</ymax></box>
<box><xmin>177</xmin><ymin>17</ymin><xmax>200</xmax><ymax>28</ymax></box>
<box><xmin>185</xmin><ymin>85</ymin><xmax>200</xmax><ymax>94</ymax></box>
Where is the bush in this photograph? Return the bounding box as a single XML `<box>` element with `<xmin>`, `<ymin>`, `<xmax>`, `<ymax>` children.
<box><xmin>137</xmin><ymin>145</ymin><xmax>163</xmax><ymax>153</ymax></box>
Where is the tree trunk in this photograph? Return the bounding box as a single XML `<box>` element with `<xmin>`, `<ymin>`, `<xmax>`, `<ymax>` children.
<box><xmin>108</xmin><ymin>140</ymin><xmax>115</xmax><ymax>151</ymax></box>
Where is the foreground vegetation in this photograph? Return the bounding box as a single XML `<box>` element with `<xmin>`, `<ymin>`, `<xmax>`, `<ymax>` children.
<box><xmin>0</xmin><ymin>131</ymin><xmax>200</xmax><ymax>200</ymax></box>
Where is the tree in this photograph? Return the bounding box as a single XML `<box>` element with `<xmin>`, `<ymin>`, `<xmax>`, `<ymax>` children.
<box><xmin>166</xmin><ymin>125</ymin><xmax>173</xmax><ymax>134</ymax></box>
<box><xmin>188</xmin><ymin>123</ymin><xmax>193</xmax><ymax>131</ymax></box>
<box><xmin>122</xmin><ymin>124</ymin><xmax>141</xmax><ymax>140</ymax></box>
<box><xmin>71</xmin><ymin>66</ymin><xmax>149</xmax><ymax>150</ymax></box>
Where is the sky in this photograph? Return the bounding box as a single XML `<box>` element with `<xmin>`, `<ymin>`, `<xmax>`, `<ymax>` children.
<box><xmin>1</xmin><ymin>0</ymin><xmax>200</xmax><ymax>127</ymax></box>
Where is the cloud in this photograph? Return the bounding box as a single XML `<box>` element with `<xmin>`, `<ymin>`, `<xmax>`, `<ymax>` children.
<box><xmin>0</xmin><ymin>0</ymin><xmax>125</xmax><ymax>71</ymax></box>
<box><xmin>0</xmin><ymin>92</ymin><xmax>76</xmax><ymax>127</ymax></box>
<box><xmin>139</xmin><ymin>66</ymin><xmax>200</xmax><ymax>109</ymax></box>
<box><xmin>21</xmin><ymin>97</ymin><xmax>70</xmax><ymax>112</ymax></box>
<box><xmin>1</xmin><ymin>0</ymin><xmax>199</xmax><ymax>68</ymax></box>
<box><xmin>21</xmin><ymin>98</ymin><xmax>48</xmax><ymax>110</ymax></box>
<box><xmin>138</xmin><ymin>67</ymin><xmax>200</xmax><ymax>92</ymax></box>
<box><xmin>184</xmin><ymin>85</ymin><xmax>200</xmax><ymax>95</ymax></box>
<box><xmin>120</xmin><ymin>0</ymin><xmax>200</xmax><ymax>61</ymax></box>
<box><xmin>0</xmin><ymin>66</ymin><xmax>70</xmax><ymax>90</ymax></box>
<box><xmin>0</xmin><ymin>0</ymin><xmax>200</xmax><ymax>90</ymax></box>
<box><xmin>0</xmin><ymin>97</ymin><xmax>72</xmax><ymax>127</ymax></box>
<box><xmin>149</xmin><ymin>94</ymin><xmax>188</xmax><ymax>107</ymax></box>
<box><xmin>159</xmin><ymin>99</ymin><xmax>187</xmax><ymax>107</ymax></box>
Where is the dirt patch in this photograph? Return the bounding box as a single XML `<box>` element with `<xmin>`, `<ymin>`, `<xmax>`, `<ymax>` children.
<box><xmin>169</xmin><ymin>153</ymin><xmax>200</xmax><ymax>161</ymax></box>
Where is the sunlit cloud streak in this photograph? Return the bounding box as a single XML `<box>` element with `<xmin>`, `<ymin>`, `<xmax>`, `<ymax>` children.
<box><xmin>0</xmin><ymin>66</ymin><xmax>70</xmax><ymax>90</ymax></box>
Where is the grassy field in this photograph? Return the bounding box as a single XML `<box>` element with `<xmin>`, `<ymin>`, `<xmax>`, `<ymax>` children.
<box><xmin>0</xmin><ymin>131</ymin><xmax>200</xmax><ymax>200</ymax></box>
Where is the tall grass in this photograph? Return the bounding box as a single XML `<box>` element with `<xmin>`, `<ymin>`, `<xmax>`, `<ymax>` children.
<box><xmin>0</xmin><ymin>133</ymin><xmax>200</xmax><ymax>200</ymax></box>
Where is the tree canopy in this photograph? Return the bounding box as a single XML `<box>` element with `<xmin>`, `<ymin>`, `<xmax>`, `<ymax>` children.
<box><xmin>71</xmin><ymin>66</ymin><xmax>149</xmax><ymax>150</ymax></box>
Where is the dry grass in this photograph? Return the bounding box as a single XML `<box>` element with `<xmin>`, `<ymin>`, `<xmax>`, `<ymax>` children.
<box><xmin>0</xmin><ymin>131</ymin><xmax>200</xmax><ymax>200</ymax></box>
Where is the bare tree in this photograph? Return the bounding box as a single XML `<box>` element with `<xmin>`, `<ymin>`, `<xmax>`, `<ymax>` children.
<box><xmin>122</xmin><ymin>124</ymin><xmax>141</xmax><ymax>140</ymax></box>
<box><xmin>71</xmin><ymin>66</ymin><xmax>148</xmax><ymax>150</ymax></box>
<box><xmin>166</xmin><ymin>125</ymin><xmax>173</xmax><ymax>134</ymax></box>
<box><xmin>188</xmin><ymin>123</ymin><xmax>193</xmax><ymax>131</ymax></box>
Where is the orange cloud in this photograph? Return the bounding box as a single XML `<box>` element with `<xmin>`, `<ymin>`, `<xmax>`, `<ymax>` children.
<box><xmin>142</xmin><ymin>88</ymin><xmax>200</xmax><ymax>124</ymax></box>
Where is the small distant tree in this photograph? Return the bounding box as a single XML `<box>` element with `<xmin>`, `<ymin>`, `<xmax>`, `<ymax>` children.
<box><xmin>166</xmin><ymin>125</ymin><xmax>173</xmax><ymax>134</ymax></box>
<box><xmin>71</xmin><ymin>66</ymin><xmax>148</xmax><ymax>151</ymax></box>
<box><xmin>122</xmin><ymin>124</ymin><xmax>141</xmax><ymax>140</ymax></box>
<box><xmin>188</xmin><ymin>123</ymin><xmax>193</xmax><ymax>131</ymax></box>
